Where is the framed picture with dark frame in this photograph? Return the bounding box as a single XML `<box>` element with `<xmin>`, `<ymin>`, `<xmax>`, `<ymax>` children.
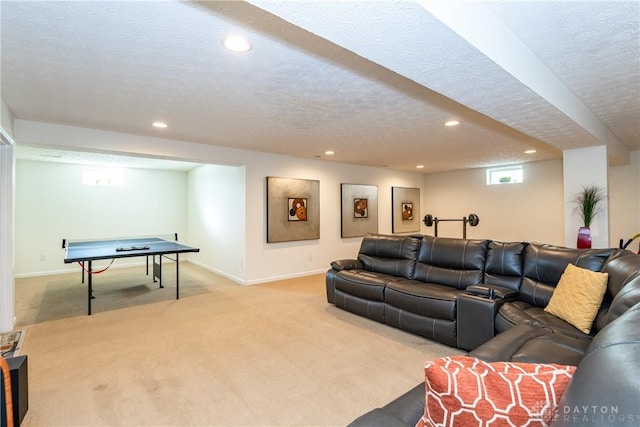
<box><xmin>341</xmin><ymin>183</ymin><xmax>378</xmax><ymax>238</ymax></box>
<box><xmin>266</xmin><ymin>177</ymin><xmax>319</xmax><ymax>242</ymax></box>
<box><xmin>392</xmin><ymin>186</ymin><xmax>420</xmax><ymax>233</ymax></box>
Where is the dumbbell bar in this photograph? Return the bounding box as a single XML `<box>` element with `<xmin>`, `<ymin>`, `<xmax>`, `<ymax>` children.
<box><xmin>423</xmin><ymin>213</ymin><xmax>479</xmax><ymax>227</ymax></box>
<box><xmin>422</xmin><ymin>213</ymin><xmax>480</xmax><ymax>238</ymax></box>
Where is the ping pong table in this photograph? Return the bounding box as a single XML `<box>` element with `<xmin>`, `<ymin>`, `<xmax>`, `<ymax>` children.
<box><xmin>63</xmin><ymin>236</ymin><xmax>200</xmax><ymax>315</ymax></box>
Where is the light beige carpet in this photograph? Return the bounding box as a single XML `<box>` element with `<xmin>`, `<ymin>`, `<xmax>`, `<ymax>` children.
<box><xmin>14</xmin><ymin>263</ymin><xmax>462</xmax><ymax>426</ymax></box>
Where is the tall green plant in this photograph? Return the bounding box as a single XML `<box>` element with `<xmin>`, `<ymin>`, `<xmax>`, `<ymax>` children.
<box><xmin>573</xmin><ymin>185</ymin><xmax>606</xmax><ymax>228</ymax></box>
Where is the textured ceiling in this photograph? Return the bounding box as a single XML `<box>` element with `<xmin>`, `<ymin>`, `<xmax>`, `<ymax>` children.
<box><xmin>2</xmin><ymin>1</ymin><xmax>638</xmax><ymax>173</ymax></box>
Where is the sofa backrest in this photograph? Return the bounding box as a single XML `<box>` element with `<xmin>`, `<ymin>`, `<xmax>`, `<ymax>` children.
<box><xmin>520</xmin><ymin>243</ymin><xmax>614</xmax><ymax>308</ymax></box>
<box><xmin>597</xmin><ymin>250</ymin><xmax>640</xmax><ymax>329</ymax></box>
<box><xmin>357</xmin><ymin>233</ymin><xmax>422</xmax><ymax>279</ymax></box>
<box><xmin>413</xmin><ymin>235</ymin><xmax>488</xmax><ymax>289</ymax></box>
<box><xmin>483</xmin><ymin>241</ymin><xmax>526</xmax><ymax>291</ymax></box>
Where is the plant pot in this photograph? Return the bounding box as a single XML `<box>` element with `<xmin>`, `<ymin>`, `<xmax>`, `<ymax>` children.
<box><xmin>577</xmin><ymin>227</ymin><xmax>592</xmax><ymax>249</ymax></box>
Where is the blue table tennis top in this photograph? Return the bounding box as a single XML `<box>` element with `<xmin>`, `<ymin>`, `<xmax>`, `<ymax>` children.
<box><xmin>64</xmin><ymin>237</ymin><xmax>199</xmax><ymax>263</ymax></box>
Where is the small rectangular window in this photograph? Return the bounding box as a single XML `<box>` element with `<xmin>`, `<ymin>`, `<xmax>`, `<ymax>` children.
<box><xmin>486</xmin><ymin>165</ymin><xmax>523</xmax><ymax>185</ymax></box>
<box><xmin>82</xmin><ymin>167</ymin><xmax>125</xmax><ymax>186</ymax></box>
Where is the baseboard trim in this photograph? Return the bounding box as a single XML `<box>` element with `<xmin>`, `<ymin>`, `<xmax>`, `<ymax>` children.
<box><xmin>187</xmin><ymin>260</ymin><xmax>325</xmax><ymax>286</ymax></box>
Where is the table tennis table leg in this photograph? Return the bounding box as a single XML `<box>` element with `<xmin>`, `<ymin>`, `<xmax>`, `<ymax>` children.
<box><xmin>87</xmin><ymin>260</ymin><xmax>92</xmax><ymax>316</ymax></box>
<box><xmin>151</xmin><ymin>255</ymin><xmax>163</xmax><ymax>287</ymax></box>
<box><xmin>153</xmin><ymin>253</ymin><xmax>180</xmax><ymax>300</ymax></box>
<box><xmin>176</xmin><ymin>253</ymin><xmax>180</xmax><ymax>300</ymax></box>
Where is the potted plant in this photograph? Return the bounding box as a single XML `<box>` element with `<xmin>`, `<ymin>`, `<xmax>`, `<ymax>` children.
<box><xmin>572</xmin><ymin>184</ymin><xmax>606</xmax><ymax>248</ymax></box>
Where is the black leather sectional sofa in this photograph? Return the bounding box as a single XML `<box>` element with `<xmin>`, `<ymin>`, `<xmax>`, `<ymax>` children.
<box><xmin>326</xmin><ymin>233</ymin><xmax>640</xmax><ymax>426</ymax></box>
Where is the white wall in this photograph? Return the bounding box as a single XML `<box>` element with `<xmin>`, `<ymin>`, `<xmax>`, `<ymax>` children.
<box><xmin>422</xmin><ymin>154</ymin><xmax>640</xmax><ymax>250</ymax></box>
<box><xmin>13</xmin><ymin>120</ymin><xmax>425</xmax><ymax>284</ymax></box>
<box><xmin>423</xmin><ymin>160</ymin><xmax>565</xmax><ymax>244</ymax></box>
<box><xmin>11</xmin><ymin>120</ymin><xmax>640</xmax><ymax>285</ymax></box>
<box><xmin>242</xmin><ymin>152</ymin><xmax>423</xmax><ymax>284</ymax></box>
<box><xmin>187</xmin><ymin>164</ymin><xmax>246</xmax><ymax>282</ymax></box>
<box><xmin>563</xmin><ymin>146</ymin><xmax>609</xmax><ymax>248</ymax></box>
<box><xmin>15</xmin><ymin>160</ymin><xmax>188</xmax><ymax>276</ymax></box>
<box><xmin>0</xmin><ymin>100</ymin><xmax>16</xmax><ymax>331</ymax></box>
<box><xmin>610</xmin><ymin>150</ymin><xmax>640</xmax><ymax>253</ymax></box>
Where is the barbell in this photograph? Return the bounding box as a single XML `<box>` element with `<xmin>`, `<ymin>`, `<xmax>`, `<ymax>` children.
<box><xmin>422</xmin><ymin>213</ymin><xmax>480</xmax><ymax>238</ymax></box>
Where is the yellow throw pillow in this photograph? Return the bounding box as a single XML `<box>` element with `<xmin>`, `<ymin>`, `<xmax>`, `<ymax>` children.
<box><xmin>544</xmin><ymin>263</ymin><xmax>608</xmax><ymax>334</ymax></box>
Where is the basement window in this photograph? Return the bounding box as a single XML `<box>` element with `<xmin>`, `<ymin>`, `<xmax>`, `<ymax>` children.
<box><xmin>486</xmin><ymin>165</ymin><xmax>523</xmax><ymax>185</ymax></box>
<box><xmin>82</xmin><ymin>167</ymin><xmax>125</xmax><ymax>186</ymax></box>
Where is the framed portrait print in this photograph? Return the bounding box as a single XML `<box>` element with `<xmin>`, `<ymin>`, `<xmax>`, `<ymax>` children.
<box><xmin>266</xmin><ymin>177</ymin><xmax>319</xmax><ymax>242</ymax></box>
<box><xmin>341</xmin><ymin>184</ymin><xmax>378</xmax><ymax>238</ymax></box>
<box><xmin>392</xmin><ymin>186</ymin><xmax>420</xmax><ymax>233</ymax></box>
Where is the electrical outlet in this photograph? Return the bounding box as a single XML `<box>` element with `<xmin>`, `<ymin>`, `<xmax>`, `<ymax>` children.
<box><xmin>239</xmin><ymin>260</ymin><xmax>244</xmax><ymax>269</ymax></box>
<box><xmin>40</xmin><ymin>254</ymin><xmax>46</xmax><ymax>261</ymax></box>
<box><xmin>308</xmin><ymin>254</ymin><xmax>313</xmax><ymax>262</ymax></box>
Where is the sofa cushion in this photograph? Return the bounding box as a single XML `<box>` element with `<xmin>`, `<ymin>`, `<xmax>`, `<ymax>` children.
<box><xmin>600</xmin><ymin>249</ymin><xmax>640</xmax><ymax>297</ymax></box>
<box><xmin>385</xmin><ymin>280</ymin><xmax>459</xmax><ymax>320</ymax></box>
<box><xmin>496</xmin><ymin>301</ymin><xmax>591</xmax><ymax>340</ymax></box>
<box><xmin>484</xmin><ymin>241</ymin><xmax>526</xmax><ymax>291</ymax></box>
<box><xmin>470</xmin><ymin>323</ymin><xmax>591</xmax><ymax>366</ymax></box>
<box><xmin>520</xmin><ymin>244</ymin><xmax>613</xmax><ymax>308</ymax></box>
<box><xmin>358</xmin><ymin>234</ymin><xmax>422</xmax><ymax>279</ymax></box>
<box><xmin>334</xmin><ymin>289</ymin><xmax>385</xmax><ymax>322</ymax></box>
<box><xmin>413</xmin><ymin>236</ymin><xmax>488</xmax><ymax>289</ymax></box>
<box><xmin>544</xmin><ymin>264</ymin><xmax>608</xmax><ymax>334</ymax></box>
<box><xmin>334</xmin><ymin>270</ymin><xmax>395</xmax><ymax>302</ymax></box>
<box><xmin>496</xmin><ymin>301</ymin><xmax>548</xmax><ymax>330</ymax></box>
<box><xmin>417</xmin><ymin>356</ymin><xmax>575</xmax><ymax>427</ymax></box>
<box><xmin>385</xmin><ymin>305</ymin><xmax>458</xmax><ymax>347</ymax></box>
<box><xmin>600</xmin><ymin>250</ymin><xmax>640</xmax><ymax>326</ymax></box>
<box><xmin>606</xmin><ymin>276</ymin><xmax>640</xmax><ymax>325</ymax></box>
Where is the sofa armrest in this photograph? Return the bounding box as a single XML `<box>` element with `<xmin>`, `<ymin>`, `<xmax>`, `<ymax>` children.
<box><xmin>330</xmin><ymin>259</ymin><xmax>362</xmax><ymax>271</ymax></box>
<box><xmin>457</xmin><ymin>293</ymin><xmax>502</xmax><ymax>350</ymax></box>
<box><xmin>551</xmin><ymin>304</ymin><xmax>640</xmax><ymax>426</ymax></box>
<box><xmin>466</xmin><ymin>284</ymin><xmax>518</xmax><ymax>300</ymax></box>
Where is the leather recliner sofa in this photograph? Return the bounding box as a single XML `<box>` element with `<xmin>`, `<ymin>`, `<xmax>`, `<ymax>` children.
<box><xmin>325</xmin><ymin>233</ymin><xmax>640</xmax><ymax>426</ymax></box>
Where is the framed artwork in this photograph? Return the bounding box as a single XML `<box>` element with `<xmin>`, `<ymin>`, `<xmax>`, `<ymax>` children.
<box><xmin>354</xmin><ymin>198</ymin><xmax>368</xmax><ymax>218</ymax></box>
<box><xmin>266</xmin><ymin>177</ymin><xmax>319</xmax><ymax>243</ymax></box>
<box><xmin>392</xmin><ymin>186</ymin><xmax>420</xmax><ymax>233</ymax></box>
<box><xmin>341</xmin><ymin>184</ymin><xmax>378</xmax><ymax>238</ymax></box>
<box><xmin>288</xmin><ymin>198</ymin><xmax>307</xmax><ymax>221</ymax></box>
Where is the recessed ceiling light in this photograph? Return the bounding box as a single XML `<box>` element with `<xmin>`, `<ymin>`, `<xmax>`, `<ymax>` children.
<box><xmin>152</xmin><ymin>121</ymin><xmax>168</xmax><ymax>128</ymax></box>
<box><xmin>524</xmin><ymin>149</ymin><xmax>537</xmax><ymax>154</ymax></box>
<box><xmin>325</xmin><ymin>150</ymin><xmax>335</xmax><ymax>155</ymax></box>
<box><xmin>444</xmin><ymin>120</ymin><xmax>460</xmax><ymax>127</ymax></box>
<box><xmin>416</xmin><ymin>165</ymin><xmax>424</xmax><ymax>169</ymax></box>
<box><xmin>223</xmin><ymin>36</ymin><xmax>251</xmax><ymax>53</ymax></box>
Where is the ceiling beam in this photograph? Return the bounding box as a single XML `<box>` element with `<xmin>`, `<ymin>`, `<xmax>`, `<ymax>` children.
<box><xmin>415</xmin><ymin>0</ymin><xmax>628</xmax><ymax>164</ymax></box>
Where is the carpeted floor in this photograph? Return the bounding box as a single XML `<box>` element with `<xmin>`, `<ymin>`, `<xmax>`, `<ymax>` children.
<box><xmin>14</xmin><ymin>262</ymin><xmax>462</xmax><ymax>426</ymax></box>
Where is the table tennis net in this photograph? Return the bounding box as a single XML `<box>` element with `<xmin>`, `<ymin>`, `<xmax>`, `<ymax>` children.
<box><xmin>62</xmin><ymin>233</ymin><xmax>180</xmax><ymax>249</ymax></box>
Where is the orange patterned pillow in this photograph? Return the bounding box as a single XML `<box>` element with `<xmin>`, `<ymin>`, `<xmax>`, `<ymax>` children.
<box><xmin>417</xmin><ymin>356</ymin><xmax>576</xmax><ymax>427</ymax></box>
